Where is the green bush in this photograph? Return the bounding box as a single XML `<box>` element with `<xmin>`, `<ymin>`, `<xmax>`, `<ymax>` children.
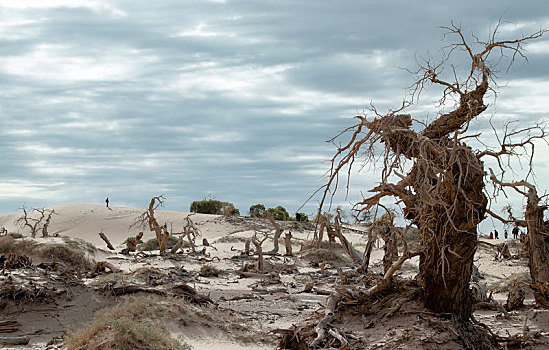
<box><xmin>249</xmin><ymin>204</ymin><xmax>266</xmax><ymax>218</ymax></box>
<box><xmin>267</xmin><ymin>206</ymin><xmax>290</xmax><ymax>221</ymax></box>
<box><xmin>190</xmin><ymin>199</ymin><xmax>239</xmax><ymax>216</ymax></box>
<box><xmin>295</xmin><ymin>212</ymin><xmax>309</xmax><ymax>222</ymax></box>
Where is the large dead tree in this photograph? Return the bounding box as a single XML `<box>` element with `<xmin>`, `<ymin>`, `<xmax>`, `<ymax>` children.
<box><xmin>319</xmin><ymin>23</ymin><xmax>545</xmax><ymax>322</ymax></box>
<box><xmin>15</xmin><ymin>207</ymin><xmax>55</xmax><ymax>238</ymax></box>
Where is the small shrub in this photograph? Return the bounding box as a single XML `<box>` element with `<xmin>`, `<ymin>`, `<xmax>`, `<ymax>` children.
<box><xmin>39</xmin><ymin>244</ymin><xmax>92</xmax><ymax>270</ymax></box>
<box><xmin>249</xmin><ymin>204</ymin><xmax>266</xmax><ymax>218</ymax></box>
<box><xmin>199</xmin><ymin>264</ymin><xmax>221</xmax><ymax>277</ymax></box>
<box><xmin>190</xmin><ymin>199</ymin><xmax>239</xmax><ymax>216</ymax></box>
<box><xmin>65</xmin><ymin>297</ymin><xmax>189</xmax><ymax>350</ymax></box>
<box><xmin>267</xmin><ymin>206</ymin><xmax>290</xmax><ymax>221</ymax></box>
<box><xmin>8</xmin><ymin>232</ymin><xmax>24</xmax><ymax>239</ymax></box>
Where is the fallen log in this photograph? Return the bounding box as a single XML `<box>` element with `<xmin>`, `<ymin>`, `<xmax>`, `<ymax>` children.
<box><xmin>99</xmin><ymin>232</ymin><xmax>115</xmax><ymax>250</ymax></box>
<box><xmin>0</xmin><ymin>336</ymin><xmax>29</xmax><ymax>345</ymax></box>
<box><xmin>0</xmin><ymin>319</ymin><xmax>20</xmax><ymax>333</ymax></box>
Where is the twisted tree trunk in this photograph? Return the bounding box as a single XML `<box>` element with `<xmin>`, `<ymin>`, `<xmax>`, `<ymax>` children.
<box><xmin>525</xmin><ymin>188</ymin><xmax>549</xmax><ymax>307</ymax></box>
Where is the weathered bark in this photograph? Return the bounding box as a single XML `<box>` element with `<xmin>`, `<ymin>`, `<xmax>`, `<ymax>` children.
<box><xmin>333</xmin><ymin>215</ymin><xmax>363</xmax><ymax>264</ymax></box>
<box><xmin>361</xmin><ymin>228</ymin><xmax>377</xmax><ymax>273</ymax></box>
<box><xmin>316</xmin><ymin>220</ymin><xmax>325</xmax><ymax>248</ymax></box>
<box><xmin>379</xmin><ymin>223</ymin><xmax>399</xmax><ymax>274</ymax></box>
<box><xmin>99</xmin><ymin>232</ymin><xmax>115</xmax><ymax>250</ymax></box>
<box><xmin>525</xmin><ymin>188</ymin><xmax>549</xmax><ymax>307</ymax></box>
<box><xmin>506</xmin><ymin>286</ymin><xmax>525</xmax><ymax>311</ymax></box>
<box><xmin>126</xmin><ymin>232</ymin><xmax>143</xmax><ymax>252</ymax></box>
<box><xmin>263</xmin><ymin>211</ymin><xmax>283</xmax><ymax>254</ymax></box>
<box><xmin>284</xmin><ymin>232</ymin><xmax>293</xmax><ymax>256</ymax></box>
<box><xmin>0</xmin><ymin>336</ymin><xmax>29</xmax><ymax>346</ymax></box>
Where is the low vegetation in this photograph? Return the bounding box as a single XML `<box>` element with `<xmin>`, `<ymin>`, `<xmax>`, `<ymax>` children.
<box><xmin>190</xmin><ymin>199</ymin><xmax>240</xmax><ymax>216</ymax></box>
<box><xmin>267</xmin><ymin>205</ymin><xmax>290</xmax><ymax>221</ymax></box>
<box><xmin>199</xmin><ymin>264</ymin><xmax>221</xmax><ymax>277</ymax></box>
<box><xmin>139</xmin><ymin>236</ymin><xmax>185</xmax><ymax>251</ymax></box>
<box><xmin>65</xmin><ymin>295</ymin><xmax>190</xmax><ymax>350</ymax></box>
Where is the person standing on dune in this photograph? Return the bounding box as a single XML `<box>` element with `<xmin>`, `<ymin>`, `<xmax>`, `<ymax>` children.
<box><xmin>106</xmin><ymin>197</ymin><xmax>109</xmax><ymax>208</ymax></box>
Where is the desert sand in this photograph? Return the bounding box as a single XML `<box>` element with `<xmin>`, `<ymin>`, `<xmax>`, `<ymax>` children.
<box><xmin>0</xmin><ymin>204</ymin><xmax>547</xmax><ymax>349</ymax></box>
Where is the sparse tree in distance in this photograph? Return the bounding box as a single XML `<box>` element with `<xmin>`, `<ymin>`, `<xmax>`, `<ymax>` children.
<box><xmin>15</xmin><ymin>206</ymin><xmax>55</xmax><ymax>238</ymax></box>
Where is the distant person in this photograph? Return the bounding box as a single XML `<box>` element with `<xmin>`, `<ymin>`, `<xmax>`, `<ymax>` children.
<box><xmin>105</xmin><ymin>197</ymin><xmax>109</xmax><ymax>208</ymax></box>
<box><xmin>512</xmin><ymin>226</ymin><xmax>519</xmax><ymax>239</ymax></box>
<box><xmin>504</xmin><ymin>230</ymin><xmax>508</xmax><ymax>239</ymax></box>
<box><xmin>494</xmin><ymin>229</ymin><xmax>499</xmax><ymax>239</ymax></box>
<box><xmin>296</xmin><ymin>213</ymin><xmax>302</xmax><ymax>222</ymax></box>
<box><xmin>489</xmin><ymin>231</ymin><xmax>493</xmax><ymax>239</ymax></box>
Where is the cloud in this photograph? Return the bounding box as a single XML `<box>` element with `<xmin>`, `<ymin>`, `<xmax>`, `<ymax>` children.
<box><xmin>0</xmin><ymin>0</ymin><xmax>548</xmax><ymax>226</ymax></box>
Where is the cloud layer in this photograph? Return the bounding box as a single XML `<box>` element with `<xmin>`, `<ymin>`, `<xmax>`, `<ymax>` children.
<box><xmin>1</xmin><ymin>1</ymin><xmax>549</xmax><ymax>231</ymax></box>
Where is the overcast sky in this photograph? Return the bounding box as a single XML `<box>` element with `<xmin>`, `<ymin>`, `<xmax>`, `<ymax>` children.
<box><xmin>1</xmin><ymin>1</ymin><xmax>549</xmax><ymax>229</ymax></box>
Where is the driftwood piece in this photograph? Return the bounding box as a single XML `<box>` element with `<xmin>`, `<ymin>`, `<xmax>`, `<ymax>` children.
<box><xmin>104</xmin><ymin>283</ymin><xmax>213</xmax><ymax>304</ymax></box>
<box><xmin>243</xmin><ymin>239</ymin><xmax>251</xmax><ymax>255</ymax></box>
<box><xmin>496</xmin><ymin>242</ymin><xmax>512</xmax><ymax>260</ymax></box>
<box><xmin>0</xmin><ymin>319</ymin><xmax>20</xmax><ymax>333</ymax></box>
<box><xmin>0</xmin><ymin>336</ymin><xmax>29</xmax><ymax>345</ymax></box>
<box><xmin>284</xmin><ymin>232</ymin><xmax>293</xmax><ymax>256</ymax></box>
<box><xmin>170</xmin><ymin>235</ymin><xmax>185</xmax><ymax>254</ymax></box>
<box><xmin>99</xmin><ymin>232</ymin><xmax>115</xmax><ymax>250</ymax></box>
<box><xmin>333</xmin><ymin>214</ymin><xmax>363</xmax><ymax>264</ymax></box>
<box><xmin>474</xmin><ymin>301</ymin><xmax>510</xmax><ymax>319</ymax></box>
<box><xmin>94</xmin><ymin>261</ymin><xmax>121</xmax><ymax>274</ymax></box>
<box><xmin>126</xmin><ymin>232</ymin><xmax>143</xmax><ymax>252</ymax></box>
<box><xmin>506</xmin><ymin>285</ymin><xmax>525</xmax><ymax>311</ymax></box>
<box><xmin>252</xmin><ymin>231</ymin><xmax>269</xmax><ymax>271</ymax></box>
<box><xmin>263</xmin><ymin>211</ymin><xmax>283</xmax><ymax>254</ymax></box>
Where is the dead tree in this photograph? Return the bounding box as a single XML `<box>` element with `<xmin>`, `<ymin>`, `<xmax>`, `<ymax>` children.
<box><xmin>184</xmin><ymin>215</ymin><xmax>200</xmax><ymax>253</ymax></box>
<box><xmin>124</xmin><ymin>232</ymin><xmax>143</xmax><ymax>253</ymax></box>
<box><xmin>262</xmin><ymin>211</ymin><xmax>283</xmax><ymax>254</ymax></box>
<box><xmin>332</xmin><ymin>213</ymin><xmax>363</xmax><ymax>264</ymax></box>
<box><xmin>252</xmin><ymin>231</ymin><xmax>269</xmax><ymax>271</ymax></box>
<box><xmin>15</xmin><ymin>207</ymin><xmax>55</xmax><ymax>238</ymax></box>
<box><xmin>318</xmin><ymin>23</ymin><xmax>546</xmax><ymax>322</ymax></box>
<box><xmin>132</xmin><ymin>195</ymin><xmax>169</xmax><ymax>254</ymax></box>
<box><xmin>489</xmin><ymin>172</ymin><xmax>549</xmax><ymax>307</ymax></box>
<box><xmin>284</xmin><ymin>232</ymin><xmax>293</xmax><ymax>256</ymax></box>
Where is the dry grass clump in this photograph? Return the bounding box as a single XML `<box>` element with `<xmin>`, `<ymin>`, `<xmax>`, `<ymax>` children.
<box><xmin>65</xmin><ymin>295</ymin><xmax>190</xmax><ymax>350</ymax></box>
<box><xmin>39</xmin><ymin>244</ymin><xmax>92</xmax><ymax>271</ymax></box>
<box><xmin>67</xmin><ymin>294</ymin><xmax>271</xmax><ymax>348</ymax></box>
<box><xmin>63</xmin><ymin>236</ymin><xmax>96</xmax><ymax>254</ymax></box>
<box><xmin>0</xmin><ymin>236</ymin><xmax>37</xmax><ymax>255</ymax></box>
<box><xmin>199</xmin><ymin>264</ymin><xmax>221</xmax><ymax>277</ymax></box>
<box><xmin>0</xmin><ymin>236</ymin><xmax>93</xmax><ymax>271</ymax></box>
<box><xmin>139</xmin><ymin>236</ymin><xmax>189</xmax><ymax>251</ymax></box>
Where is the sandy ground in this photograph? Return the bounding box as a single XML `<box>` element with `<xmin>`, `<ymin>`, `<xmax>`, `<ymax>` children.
<box><xmin>0</xmin><ymin>204</ymin><xmax>548</xmax><ymax>349</ymax></box>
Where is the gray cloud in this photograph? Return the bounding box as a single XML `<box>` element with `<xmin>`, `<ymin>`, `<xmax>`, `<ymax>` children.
<box><xmin>1</xmin><ymin>1</ymin><xmax>549</xmax><ymax>230</ymax></box>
